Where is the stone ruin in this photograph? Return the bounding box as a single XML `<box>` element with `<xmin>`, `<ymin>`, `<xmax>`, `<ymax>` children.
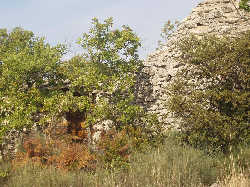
<box><xmin>137</xmin><ymin>0</ymin><xmax>250</xmax><ymax>124</ymax></box>
<box><xmin>1</xmin><ymin>0</ymin><xmax>249</xmax><ymax>159</ymax></box>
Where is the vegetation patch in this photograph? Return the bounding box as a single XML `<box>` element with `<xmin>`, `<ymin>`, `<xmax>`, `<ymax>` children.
<box><xmin>239</xmin><ymin>0</ymin><xmax>250</xmax><ymax>12</ymax></box>
<box><xmin>166</xmin><ymin>31</ymin><xmax>250</xmax><ymax>153</ymax></box>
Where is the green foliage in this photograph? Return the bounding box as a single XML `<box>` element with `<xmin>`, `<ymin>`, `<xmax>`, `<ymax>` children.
<box><xmin>75</xmin><ymin>17</ymin><xmax>144</xmax><ymax>128</ymax></box>
<box><xmin>96</xmin><ymin>124</ymin><xmax>164</xmax><ymax>170</ymax></box>
<box><xmin>239</xmin><ymin>0</ymin><xmax>250</xmax><ymax>12</ymax></box>
<box><xmin>97</xmin><ymin>128</ymin><xmax>132</xmax><ymax>170</ymax></box>
<box><xmin>0</xmin><ymin>18</ymin><xmax>156</xmax><ymax>143</ymax></box>
<box><xmin>166</xmin><ymin>31</ymin><xmax>250</xmax><ymax>153</ymax></box>
<box><xmin>48</xmin><ymin>17</ymin><xmax>146</xmax><ymax>130</ymax></box>
<box><xmin>0</xmin><ymin>27</ymin><xmax>66</xmax><ymax>138</ymax></box>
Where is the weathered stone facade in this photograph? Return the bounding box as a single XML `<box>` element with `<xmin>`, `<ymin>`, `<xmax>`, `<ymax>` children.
<box><xmin>139</xmin><ymin>0</ymin><xmax>250</xmax><ymax>124</ymax></box>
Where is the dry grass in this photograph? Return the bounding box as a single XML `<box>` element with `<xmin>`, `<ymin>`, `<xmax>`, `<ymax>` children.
<box><xmin>219</xmin><ymin>172</ymin><xmax>249</xmax><ymax>187</ymax></box>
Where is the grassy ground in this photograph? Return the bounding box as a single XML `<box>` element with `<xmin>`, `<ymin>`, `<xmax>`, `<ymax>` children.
<box><xmin>0</xmin><ymin>134</ymin><xmax>249</xmax><ymax>187</ymax></box>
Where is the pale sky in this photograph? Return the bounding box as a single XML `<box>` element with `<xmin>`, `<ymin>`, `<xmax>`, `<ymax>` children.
<box><xmin>0</xmin><ymin>0</ymin><xmax>203</xmax><ymax>59</ymax></box>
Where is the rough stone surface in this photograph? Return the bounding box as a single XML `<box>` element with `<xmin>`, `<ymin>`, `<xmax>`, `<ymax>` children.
<box><xmin>138</xmin><ymin>0</ymin><xmax>250</xmax><ymax>125</ymax></box>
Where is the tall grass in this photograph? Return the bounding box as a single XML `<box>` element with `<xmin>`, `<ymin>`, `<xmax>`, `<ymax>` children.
<box><xmin>218</xmin><ymin>172</ymin><xmax>249</xmax><ymax>187</ymax></box>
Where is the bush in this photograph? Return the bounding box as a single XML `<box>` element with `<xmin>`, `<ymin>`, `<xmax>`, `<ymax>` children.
<box><xmin>13</xmin><ymin>132</ymin><xmax>96</xmax><ymax>171</ymax></box>
<box><xmin>96</xmin><ymin>124</ymin><xmax>162</xmax><ymax>170</ymax></box>
<box><xmin>166</xmin><ymin>31</ymin><xmax>250</xmax><ymax>153</ymax></box>
<box><xmin>239</xmin><ymin>0</ymin><xmax>250</xmax><ymax>12</ymax></box>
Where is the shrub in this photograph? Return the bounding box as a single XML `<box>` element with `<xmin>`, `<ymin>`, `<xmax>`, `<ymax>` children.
<box><xmin>13</xmin><ymin>131</ymin><xmax>96</xmax><ymax>171</ymax></box>
<box><xmin>96</xmin><ymin>124</ymin><xmax>156</xmax><ymax>169</ymax></box>
<box><xmin>239</xmin><ymin>0</ymin><xmax>250</xmax><ymax>12</ymax></box>
<box><xmin>96</xmin><ymin>128</ymin><xmax>131</xmax><ymax>170</ymax></box>
<box><xmin>166</xmin><ymin>31</ymin><xmax>250</xmax><ymax>153</ymax></box>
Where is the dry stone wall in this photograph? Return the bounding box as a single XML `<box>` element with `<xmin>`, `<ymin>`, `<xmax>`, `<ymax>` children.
<box><xmin>139</xmin><ymin>0</ymin><xmax>250</xmax><ymax>124</ymax></box>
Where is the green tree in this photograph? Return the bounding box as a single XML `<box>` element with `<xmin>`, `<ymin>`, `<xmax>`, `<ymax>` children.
<box><xmin>0</xmin><ymin>27</ymin><xmax>66</xmax><ymax>139</ymax></box>
<box><xmin>64</xmin><ymin>17</ymin><xmax>152</xmax><ymax>129</ymax></box>
<box><xmin>166</xmin><ymin>31</ymin><xmax>250</xmax><ymax>153</ymax></box>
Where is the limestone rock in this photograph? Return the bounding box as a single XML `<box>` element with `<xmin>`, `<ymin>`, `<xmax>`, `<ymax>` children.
<box><xmin>139</xmin><ymin>0</ymin><xmax>250</xmax><ymax>125</ymax></box>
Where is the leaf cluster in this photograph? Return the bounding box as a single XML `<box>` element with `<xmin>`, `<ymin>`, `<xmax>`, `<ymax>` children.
<box><xmin>239</xmin><ymin>0</ymin><xmax>250</xmax><ymax>12</ymax></box>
